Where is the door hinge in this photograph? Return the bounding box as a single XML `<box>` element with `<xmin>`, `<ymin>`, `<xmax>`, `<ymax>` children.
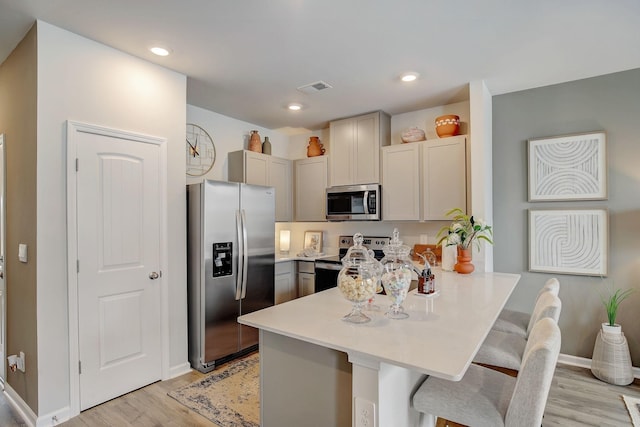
<box><xmin>77</xmin><ymin>260</ymin><xmax>79</xmax><ymax>273</ymax></box>
<box><xmin>79</xmin><ymin>361</ymin><xmax>81</xmax><ymax>374</ymax></box>
<box><xmin>75</xmin><ymin>158</ymin><xmax>79</xmax><ymax>172</ymax></box>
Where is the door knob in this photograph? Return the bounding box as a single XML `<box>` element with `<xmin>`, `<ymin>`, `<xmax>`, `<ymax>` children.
<box><xmin>149</xmin><ymin>272</ymin><xmax>159</xmax><ymax>280</ymax></box>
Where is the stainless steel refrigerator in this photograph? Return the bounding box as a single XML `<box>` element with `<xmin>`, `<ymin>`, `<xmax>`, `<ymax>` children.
<box><xmin>187</xmin><ymin>180</ymin><xmax>275</xmax><ymax>373</ymax></box>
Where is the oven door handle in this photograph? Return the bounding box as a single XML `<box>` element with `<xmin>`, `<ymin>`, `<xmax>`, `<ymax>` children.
<box><xmin>315</xmin><ymin>261</ymin><xmax>343</xmax><ymax>271</ymax></box>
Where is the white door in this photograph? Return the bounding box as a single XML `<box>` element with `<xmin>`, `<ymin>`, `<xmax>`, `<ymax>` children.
<box><xmin>75</xmin><ymin>130</ymin><xmax>162</xmax><ymax>410</ymax></box>
<box><xmin>0</xmin><ymin>134</ymin><xmax>5</xmax><ymax>385</ymax></box>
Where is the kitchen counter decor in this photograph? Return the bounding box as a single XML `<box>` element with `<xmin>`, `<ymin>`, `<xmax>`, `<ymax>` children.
<box><xmin>380</xmin><ymin>229</ymin><xmax>414</xmax><ymax>319</ymax></box>
<box><xmin>435</xmin><ymin>114</ymin><xmax>460</xmax><ymax>138</ymax></box>
<box><xmin>437</xmin><ymin>207</ymin><xmax>493</xmax><ymax>274</ymax></box>
<box><xmin>337</xmin><ymin>233</ymin><xmax>379</xmax><ymax>323</ymax></box>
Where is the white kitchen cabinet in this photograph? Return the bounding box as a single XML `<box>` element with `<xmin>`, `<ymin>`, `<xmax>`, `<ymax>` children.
<box><xmin>228</xmin><ymin>150</ymin><xmax>292</xmax><ymax>222</ymax></box>
<box><xmin>294</xmin><ymin>156</ymin><xmax>328</xmax><ymax>222</ymax></box>
<box><xmin>329</xmin><ymin>111</ymin><xmax>390</xmax><ymax>186</ymax></box>
<box><xmin>422</xmin><ymin>135</ymin><xmax>467</xmax><ymax>220</ymax></box>
<box><xmin>275</xmin><ymin>261</ymin><xmax>295</xmax><ymax>304</ymax></box>
<box><xmin>297</xmin><ymin>261</ymin><xmax>315</xmax><ymax>297</ymax></box>
<box><xmin>381</xmin><ymin>143</ymin><xmax>421</xmax><ymax>220</ymax></box>
<box><xmin>381</xmin><ymin>135</ymin><xmax>467</xmax><ymax>221</ymax></box>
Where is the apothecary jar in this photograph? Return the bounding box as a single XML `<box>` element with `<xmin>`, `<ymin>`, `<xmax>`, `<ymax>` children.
<box><xmin>337</xmin><ymin>233</ymin><xmax>379</xmax><ymax>323</ymax></box>
<box><xmin>380</xmin><ymin>228</ymin><xmax>413</xmax><ymax>319</ymax></box>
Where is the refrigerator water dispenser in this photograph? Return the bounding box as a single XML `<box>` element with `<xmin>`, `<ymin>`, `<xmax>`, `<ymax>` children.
<box><xmin>213</xmin><ymin>242</ymin><xmax>233</xmax><ymax>277</ymax></box>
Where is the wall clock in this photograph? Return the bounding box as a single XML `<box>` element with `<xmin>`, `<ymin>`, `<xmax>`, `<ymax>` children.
<box><xmin>186</xmin><ymin>123</ymin><xmax>216</xmax><ymax>176</ymax></box>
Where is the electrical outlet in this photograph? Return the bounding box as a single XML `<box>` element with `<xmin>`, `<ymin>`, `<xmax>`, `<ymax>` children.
<box><xmin>354</xmin><ymin>397</ymin><xmax>375</xmax><ymax>427</ymax></box>
<box><xmin>17</xmin><ymin>351</ymin><xmax>25</xmax><ymax>372</ymax></box>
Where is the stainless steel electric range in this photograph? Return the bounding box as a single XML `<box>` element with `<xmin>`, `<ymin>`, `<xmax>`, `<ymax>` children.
<box><xmin>314</xmin><ymin>235</ymin><xmax>390</xmax><ymax>293</ymax></box>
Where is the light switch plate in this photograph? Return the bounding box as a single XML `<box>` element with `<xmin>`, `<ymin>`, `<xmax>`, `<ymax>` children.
<box><xmin>18</xmin><ymin>244</ymin><xmax>27</xmax><ymax>263</ymax></box>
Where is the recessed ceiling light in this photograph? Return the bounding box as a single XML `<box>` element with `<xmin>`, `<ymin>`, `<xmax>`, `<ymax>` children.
<box><xmin>401</xmin><ymin>72</ymin><xmax>419</xmax><ymax>82</ymax></box>
<box><xmin>150</xmin><ymin>46</ymin><xmax>171</xmax><ymax>56</ymax></box>
<box><xmin>288</xmin><ymin>103</ymin><xmax>302</xmax><ymax>111</ymax></box>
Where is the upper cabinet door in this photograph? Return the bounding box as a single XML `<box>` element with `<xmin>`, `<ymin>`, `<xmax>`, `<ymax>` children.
<box><xmin>228</xmin><ymin>150</ymin><xmax>292</xmax><ymax>222</ymax></box>
<box><xmin>270</xmin><ymin>156</ymin><xmax>292</xmax><ymax>222</ymax></box>
<box><xmin>422</xmin><ymin>136</ymin><xmax>467</xmax><ymax>220</ymax></box>
<box><xmin>329</xmin><ymin>111</ymin><xmax>390</xmax><ymax>187</ymax></box>
<box><xmin>381</xmin><ymin>143</ymin><xmax>421</xmax><ymax>220</ymax></box>
<box><xmin>295</xmin><ymin>156</ymin><xmax>328</xmax><ymax>222</ymax></box>
<box><xmin>328</xmin><ymin>118</ymin><xmax>354</xmax><ymax>186</ymax></box>
<box><xmin>244</xmin><ymin>151</ymin><xmax>270</xmax><ymax>186</ymax></box>
<box><xmin>354</xmin><ymin>113</ymin><xmax>379</xmax><ymax>185</ymax></box>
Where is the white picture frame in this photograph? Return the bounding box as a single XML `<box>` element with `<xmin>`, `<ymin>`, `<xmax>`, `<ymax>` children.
<box><xmin>528</xmin><ymin>132</ymin><xmax>607</xmax><ymax>201</ymax></box>
<box><xmin>303</xmin><ymin>231</ymin><xmax>323</xmax><ymax>254</ymax></box>
<box><xmin>529</xmin><ymin>209</ymin><xmax>608</xmax><ymax>276</ymax></box>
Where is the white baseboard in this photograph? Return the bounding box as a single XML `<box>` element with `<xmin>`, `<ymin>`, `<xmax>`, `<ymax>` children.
<box><xmin>169</xmin><ymin>361</ymin><xmax>192</xmax><ymax>379</ymax></box>
<box><xmin>558</xmin><ymin>353</ymin><xmax>640</xmax><ymax>379</ymax></box>
<box><xmin>3</xmin><ymin>383</ymin><xmax>71</xmax><ymax>426</ymax></box>
<box><xmin>36</xmin><ymin>406</ymin><xmax>71</xmax><ymax>426</ymax></box>
<box><xmin>4</xmin><ymin>383</ymin><xmax>36</xmax><ymax>427</ymax></box>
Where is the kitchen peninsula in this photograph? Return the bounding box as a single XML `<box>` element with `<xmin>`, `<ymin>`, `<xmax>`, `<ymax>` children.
<box><xmin>238</xmin><ymin>270</ymin><xmax>520</xmax><ymax>427</ymax></box>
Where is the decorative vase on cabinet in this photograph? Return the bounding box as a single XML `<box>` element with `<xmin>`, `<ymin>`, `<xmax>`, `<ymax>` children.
<box><xmin>307</xmin><ymin>136</ymin><xmax>325</xmax><ymax>157</ymax></box>
<box><xmin>249</xmin><ymin>130</ymin><xmax>262</xmax><ymax>153</ymax></box>
<box><xmin>435</xmin><ymin>115</ymin><xmax>460</xmax><ymax>138</ymax></box>
<box><xmin>262</xmin><ymin>136</ymin><xmax>272</xmax><ymax>155</ymax></box>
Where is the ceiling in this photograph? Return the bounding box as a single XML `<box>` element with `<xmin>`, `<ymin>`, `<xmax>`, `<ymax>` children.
<box><xmin>1</xmin><ymin>0</ymin><xmax>639</xmax><ymax>132</ymax></box>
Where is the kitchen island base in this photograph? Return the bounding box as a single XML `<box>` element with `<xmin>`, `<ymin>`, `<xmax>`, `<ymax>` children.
<box><xmin>260</xmin><ymin>330</ymin><xmax>434</xmax><ymax>427</ymax></box>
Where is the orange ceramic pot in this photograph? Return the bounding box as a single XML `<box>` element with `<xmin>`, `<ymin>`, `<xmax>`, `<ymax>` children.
<box><xmin>454</xmin><ymin>246</ymin><xmax>474</xmax><ymax>274</ymax></box>
<box><xmin>435</xmin><ymin>115</ymin><xmax>460</xmax><ymax>138</ymax></box>
<box><xmin>307</xmin><ymin>136</ymin><xmax>326</xmax><ymax>157</ymax></box>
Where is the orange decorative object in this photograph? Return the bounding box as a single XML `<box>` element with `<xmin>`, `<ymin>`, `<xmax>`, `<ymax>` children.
<box><xmin>249</xmin><ymin>130</ymin><xmax>262</xmax><ymax>153</ymax></box>
<box><xmin>435</xmin><ymin>115</ymin><xmax>460</xmax><ymax>138</ymax></box>
<box><xmin>307</xmin><ymin>136</ymin><xmax>326</xmax><ymax>157</ymax></box>
<box><xmin>454</xmin><ymin>246</ymin><xmax>474</xmax><ymax>274</ymax></box>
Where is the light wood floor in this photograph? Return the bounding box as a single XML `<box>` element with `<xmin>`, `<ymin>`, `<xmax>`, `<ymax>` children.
<box><xmin>1</xmin><ymin>363</ymin><xmax>639</xmax><ymax>426</ymax></box>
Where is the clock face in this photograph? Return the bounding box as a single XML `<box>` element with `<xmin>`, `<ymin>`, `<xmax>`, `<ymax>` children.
<box><xmin>186</xmin><ymin>123</ymin><xmax>216</xmax><ymax>176</ymax></box>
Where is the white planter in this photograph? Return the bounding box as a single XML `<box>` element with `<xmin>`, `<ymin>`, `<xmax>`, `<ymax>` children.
<box><xmin>601</xmin><ymin>323</ymin><xmax>622</xmax><ymax>335</ymax></box>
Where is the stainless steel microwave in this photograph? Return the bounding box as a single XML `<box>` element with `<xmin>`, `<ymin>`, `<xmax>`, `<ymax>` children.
<box><xmin>326</xmin><ymin>184</ymin><xmax>381</xmax><ymax>221</ymax></box>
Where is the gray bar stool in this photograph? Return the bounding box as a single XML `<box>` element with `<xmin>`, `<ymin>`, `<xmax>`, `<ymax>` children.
<box><xmin>412</xmin><ymin>317</ymin><xmax>561</xmax><ymax>427</ymax></box>
<box><xmin>473</xmin><ymin>292</ymin><xmax>561</xmax><ymax>375</ymax></box>
<box><xmin>492</xmin><ymin>278</ymin><xmax>559</xmax><ymax>337</ymax></box>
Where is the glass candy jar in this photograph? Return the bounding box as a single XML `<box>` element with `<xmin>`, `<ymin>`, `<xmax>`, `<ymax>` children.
<box><xmin>380</xmin><ymin>229</ymin><xmax>413</xmax><ymax>319</ymax></box>
<box><xmin>337</xmin><ymin>233</ymin><xmax>379</xmax><ymax>323</ymax></box>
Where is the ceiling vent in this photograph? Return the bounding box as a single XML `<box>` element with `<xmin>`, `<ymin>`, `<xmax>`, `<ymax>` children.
<box><xmin>297</xmin><ymin>80</ymin><xmax>333</xmax><ymax>94</ymax></box>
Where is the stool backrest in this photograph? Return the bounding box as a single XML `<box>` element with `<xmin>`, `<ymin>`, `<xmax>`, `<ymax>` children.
<box><xmin>526</xmin><ymin>292</ymin><xmax>561</xmax><ymax>338</ymax></box>
<box><xmin>539</xmin><ymin>278</ymin><xmax>560</xmax><ymax>298</ymax></box>
<box><xmin>505</xmin><ymin>318</ymin><xmax>561</xmax><ymax>426</ymax></box>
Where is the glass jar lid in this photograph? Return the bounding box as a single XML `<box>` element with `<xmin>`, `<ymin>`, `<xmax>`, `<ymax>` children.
<box><xmin>341</xmin><ymin>233</ymin><xmax>377</xmax><ymax>267</ymax></box>
<box><xmin>382</xmin><ymin>228</ymin><xmax>411</xmax><ymax>259</ymax></box>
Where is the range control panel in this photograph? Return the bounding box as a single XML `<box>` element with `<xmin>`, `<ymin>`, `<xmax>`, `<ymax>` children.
<box><xmin>338</xmin><ymin>235</ymin><xmax>390</xmax><ymax>259</ymax></box>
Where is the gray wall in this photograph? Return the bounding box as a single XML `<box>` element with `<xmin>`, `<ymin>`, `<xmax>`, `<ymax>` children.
<box><xmin>493</xmin><ymin>68</ymin><xmax>640</xmax><ymax>364</ymax></box>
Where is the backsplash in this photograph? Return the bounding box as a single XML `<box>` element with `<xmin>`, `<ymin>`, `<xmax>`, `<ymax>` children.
<box><xmin>275</xmin><ymin>221</ymin><xmax>447</xmax><ymax>255</ymax></box>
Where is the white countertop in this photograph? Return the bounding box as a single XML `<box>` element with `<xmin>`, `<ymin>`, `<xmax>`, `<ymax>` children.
<box><xmin>239</xmin><ymin>270</ymin><xmax>520</xmax><ymax>381</ymax></box>
<box><xmin>275</xmin><ymin>253</ymin><xmax>338</xmax><ymax>263</ymax></box>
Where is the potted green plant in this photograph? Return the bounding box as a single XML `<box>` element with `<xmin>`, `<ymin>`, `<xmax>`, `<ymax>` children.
<box><xmin>436</xmin><ymin>208</ymin><xmax>493</xmax><ymax>274</ymax></box>
<box><xmin>591</xmin><ymin>284</ymin><xmax>634</xmax><ymax>385</ymax></box>
<box><xmin>601</xmin><ymin>287</ymin><xmax>633</xmax><ymax>334</ymax></box>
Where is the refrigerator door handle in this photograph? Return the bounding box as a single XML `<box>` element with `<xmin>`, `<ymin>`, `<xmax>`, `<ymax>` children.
<box><xmin>235</xmin><ymin>210</ymin><xmax>243</xmax><ymax>301</ymax></box>
<box><xmin>240</xmin><ymin>209</ymin><xmax>249</xmax><ymax>299</ymax></box>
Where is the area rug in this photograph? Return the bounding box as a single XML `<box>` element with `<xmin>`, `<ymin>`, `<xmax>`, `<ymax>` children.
<box><xmin>169</xmin><ymin>353</ymin><xmax>260</xmax><ymax>427</ymax></box>
<box><xmin>623</xmin><ymin>395</ymin><xmax>640</xmax><ymax>427</ymax></box>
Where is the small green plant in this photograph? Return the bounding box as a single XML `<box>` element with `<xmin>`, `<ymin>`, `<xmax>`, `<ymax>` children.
<box><xmin>601</xmin><ymin>287</ymin><xmax>634</xmax><ymax>326</ymax></box>
<box><xmin>436</xmin><ymin>208</ymin><xmax>493</xmax><ymax>250</ymax></box>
